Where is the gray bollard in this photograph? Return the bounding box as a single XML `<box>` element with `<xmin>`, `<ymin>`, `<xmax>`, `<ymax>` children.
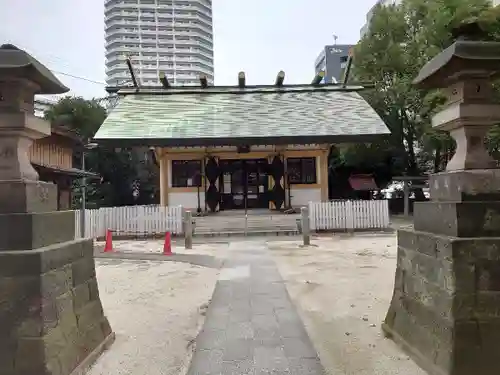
<box><xmin>301</xmin><ymin>207</ymin><xmax>310</xmax><ymax>246</ymax></box>
<box><xmin>184</xmin><ymin>210</ymin><xmax>193</xmax><ymax>249</ymax></box>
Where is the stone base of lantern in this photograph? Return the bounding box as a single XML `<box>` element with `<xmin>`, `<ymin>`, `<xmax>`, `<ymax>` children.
<box><xmin>0</xmin><ymin>210</ymin><xmax>78</xmax><ymax>251</ymax></box>
<box><xmin>0</xmin><ymin>196</ymin><xmax>114</xmax><ymax>375</ymax></box>
<box><xmin>430</xmin><ymin>169</ymin><xmax>500</xmax><ymax>202</ymax></box>
<box><xmin>383</xmin><ymin>191</ymin><xmax>500</xmax><ymax>375</ymax></box>
<box><xmin>0</xmin><ymin>180</ymin><xmax>58</xmax><ymax>214</ymax></box>
<box><xmin>0</xmin><ymin>235</ymin><xmax>114</xmax><ymax>375</ymax></box>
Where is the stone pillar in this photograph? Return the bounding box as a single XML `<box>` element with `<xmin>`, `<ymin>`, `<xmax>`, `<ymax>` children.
<box><xmin>301</xmin><ymin>206</ymin><xmax>310</xmax><ymax>246</ymax></box>
<box><xmin>382</xmin><ymin>24</ymin><xmax>500</xmax><ymax>375</ymax></box>
<box><xmin>0</xmin><ymin>44</ymin><xmax>114</xmax><ymax>375</ymax></box>
<box><xmin>184</xmin><ymin>210</ymin><xmax>193</xmax><ymax>249</ymax></box>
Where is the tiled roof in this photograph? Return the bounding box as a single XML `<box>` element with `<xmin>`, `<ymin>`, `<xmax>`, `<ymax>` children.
<box><xmin>94</xmin><ymin>85</ymin><xmax>390</xmax><ymax>146</ymax></box>
<box><xmin>32</xmin><ymin>163</ymin><xmax>100</xmax><ymax>179</ymax></box>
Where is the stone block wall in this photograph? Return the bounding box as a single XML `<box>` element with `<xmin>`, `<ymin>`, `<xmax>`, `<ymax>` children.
<box><xmin>0</xmin><ymin>238</ymin><xmax>113</xmax><ymax>375</ymax></box>
<box><xmin>384</xmin><ymin>226</ymin><xmax>500</xmax><ymax>375</ymax></box>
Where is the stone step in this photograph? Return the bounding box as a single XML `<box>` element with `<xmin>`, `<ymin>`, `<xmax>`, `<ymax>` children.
<box><xmin>194</xmin><ymin>216</ymin><xmax>299</xmax><ymax>223</ymax></box>
<box><xmin>193</xmin><ymin>229</ymin><xmax>300</xmax><ymax>238</ymax></box>
<box><xmin>195</xmin><ymin>221</ymin><xmax>298</xmax><ymax>228</ymax></box>
<box><xmin>194</xmin><ymin>217</ymin><xmax>299</xmax><ymax>222</ymax></box>
<box><xmin>193</xmin><ymin>214</ymin><xmax>300</xmax><ymax>237</ymax></box>
<box><xmin>194</xmin><ymin>222</ymin><xmax>299</xmax><ymax>229</ymax></box>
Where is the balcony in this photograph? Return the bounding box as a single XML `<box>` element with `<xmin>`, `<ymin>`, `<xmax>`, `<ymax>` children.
<box><xmin>106</xmin><ymin>46</ymin><xmax>141</xmax><ymax>57</ymax></box>
<box><xmin>105</xmin><ymin>11</ymin><xmax>140</xmax><ymax>22</ymax></box>
<box><xmin>175</xmin><ymin>48</ymin><xmax>212</xmax><ymax>61</ymax></box>
<box><xmin>105</xmin><ymin>67</ymin><xmax>129</xmax><ymax>77</ymax></box>
<box><xmin>174</xmin><ymin>56</ymin><xmax>213</xmax><ymax>68</ymax></box>
<box><xmin>105</xmin><ymin>19</ymin><xmax>141</xmax><ymax>28</ymax></box>
<box><xmin>138</xmin><ymin>28</ymin><xmax>159</xmax><ymax>35</ymax></box>
<box><xmin>105</xmin><ymin>54</ymin><xmax>124</xmax><ymax>65</ymax></box>
<box><xmin>105</xmin><ymin>3</ymin><xmax>140</xmax><ymax>15</ymax></box>
<box><xmin>105</xmin><ymin>36</ymin><xmax>144</xmax><ymax>47</ymax></box>
<box><xmin>175</xmin><ymin>21</ymin><xmax>212</xmax><ymax>35</ymax></box>
<box><xmin>106</xmin><ymin>73</ymin><xmax>130</xmax><ymax>82</ymax></box>
<box><xmin>156</xmin><ymin>28</ymin><xmax>212</xmax><ymax>41</ymax></box>
<box><xmin>105</xmin><ymin>28</ymin><xmax>141</xmax><ymax>39</ymax></box>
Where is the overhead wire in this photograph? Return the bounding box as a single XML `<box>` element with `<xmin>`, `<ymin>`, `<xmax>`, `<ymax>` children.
<box><xmin>51</xmin><ymin>70</ymin><xmax>106</xmax><ymax>85</ymax></box>
<box><xmin>1</xmin><ymin>35</ymin><xmax>132</xmax><ymax>105</ymax></box>
<box><xmin>0</xmin><ymin>35</ymin><xmax>114</xmax><ymax>87</ymax></box>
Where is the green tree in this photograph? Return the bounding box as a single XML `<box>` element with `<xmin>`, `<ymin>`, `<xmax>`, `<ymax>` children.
<box><xmin>45</xmin><ymin>97</ymin><xmax>107</xmax><ymax>139</ymax></box>
<box><xmin>352</xmin><ymin>0</ymin><xmax>496</xmax><ymax>180</ymax></box>
<box><xmin>44</xmin><ymin>96</ymin><xmax>159</xmax><ymax>208</ymax></box>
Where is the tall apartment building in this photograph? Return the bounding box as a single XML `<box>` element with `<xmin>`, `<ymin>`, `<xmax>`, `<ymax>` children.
<box><xmin>360</xmin><ymin>0</ymin><xmax>500</xmax><ymax>38</ymax></box>
<box><xmin>104</xmin><ymin>0</ymin><xmax>214</xmax><ymax>87</ymax></box>
<box><xmin>314</xmin><ymin>44</ymin><xmax>354</xmax><ymax>84</ymax></box>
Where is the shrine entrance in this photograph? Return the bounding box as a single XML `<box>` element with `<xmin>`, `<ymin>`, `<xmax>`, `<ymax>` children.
<box><xmin>219</xmin><ymin>159</ymin><xmax>269</xmax><ymax>210</ymax></box>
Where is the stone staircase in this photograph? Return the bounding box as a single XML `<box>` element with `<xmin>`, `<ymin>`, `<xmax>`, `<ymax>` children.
<box><xmin>193</xmin><ymin>211</ymin><xmax>300</xmax><ymax>237</ymax></box>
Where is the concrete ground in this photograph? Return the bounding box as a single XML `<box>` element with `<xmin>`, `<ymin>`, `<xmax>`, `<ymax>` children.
<box><xmin>88</xmin><ymin>232</ymin><xmax>426</xmax><ymax>375</ymax></box>
<box><xmin>187</xmin><ymin>240</ymin><xmax>325</xmax><ymax>375</ymax></box>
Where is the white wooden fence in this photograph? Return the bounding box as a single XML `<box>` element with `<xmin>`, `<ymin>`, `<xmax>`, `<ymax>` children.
<box><xmin>309</xmin><ymin>200</ymin><xmax>390</xmax><ymax>231</ymax></box>
<box><xmin>74</xmin><ymin>205</ymin><xmax>183</xmax><ymax>239</ymax></box>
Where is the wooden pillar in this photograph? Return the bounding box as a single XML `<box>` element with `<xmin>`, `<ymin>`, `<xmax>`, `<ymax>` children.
<box><xmin>158</xmin><ymin>149</ymin><xmax>169</xmax><ymax>207</ymax></box>
<box><xmin>320</xmin><ymin>151</ymin><xmax>329</xmax><ymax>202</ymax></box>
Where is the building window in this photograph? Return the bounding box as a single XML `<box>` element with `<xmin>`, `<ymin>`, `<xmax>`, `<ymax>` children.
<box><xmin>340</xmin><ymin>55</ymin><xmax>349</xmax><ymax>63</ymax></box>
<box><xmin>171</xmin><ymin>160</ymin><xmax>202</xmax><ymax>187</ymax></box>
<box><xmin>287</xmin><ymin>157</ymin><xmax>317</xmax><ymax>184</ymax></box>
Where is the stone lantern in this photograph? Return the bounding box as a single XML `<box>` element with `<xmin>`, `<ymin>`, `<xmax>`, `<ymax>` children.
<box><xmin>382</xmin><ymin>23</ymin><xmax>500</xmax><ymax>375</ymax></box>
<box><xmin>0</xmin><ymin>44</ymin><xmax>114</xmax><ymax>375</ymax></box>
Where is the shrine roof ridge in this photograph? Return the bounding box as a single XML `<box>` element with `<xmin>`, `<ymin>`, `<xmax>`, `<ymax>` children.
<box><xmin>106</xmin><ymin>82</ymin><xmax>372</xmax><ymax>96</ymax></box>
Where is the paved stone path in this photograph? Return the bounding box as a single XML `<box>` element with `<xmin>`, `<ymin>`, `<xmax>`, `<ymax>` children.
<box><xmin>188</xmin><ymin>242</ymin><xmax>325</xmax><ymax>375</ymax></box>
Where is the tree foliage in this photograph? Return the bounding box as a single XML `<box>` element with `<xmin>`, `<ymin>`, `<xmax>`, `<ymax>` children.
<box><xmin>44</xmin><ymin>97</ymin><xmax>107</xmax><ymax>140</ymax></box>
<box><xmin>44</xmin><ymin>97</ymin><xmax>159</xmax><ymax>208</ymax></box>
<box><xmin>349</xmin><ymin>0</ymin><xmax>499</xmax><ymax>180</ymax></box>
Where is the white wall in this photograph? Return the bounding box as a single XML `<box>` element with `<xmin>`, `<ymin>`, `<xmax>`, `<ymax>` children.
<box><xmin>168</xmin><ymin>192</ymin><xmax>205</xmax><ymax>210</ymax></box>
<box><xmin>290</xmin><ymin>188</ymin><xmax>321</xmax><ymax>207</ymax></box>
<box><xmin>171</xmin><ymin>189</ymin><xmax>321</xmax><ymax>210</ymax></box>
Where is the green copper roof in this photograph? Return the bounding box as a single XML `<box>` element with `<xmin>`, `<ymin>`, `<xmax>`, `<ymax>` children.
<box><xmin>94</xmin><ymin>85</ymin><xmax>390</xmax><ymax>146</ymax></box>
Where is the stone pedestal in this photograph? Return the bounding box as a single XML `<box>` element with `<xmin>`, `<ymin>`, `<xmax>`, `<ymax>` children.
<box><xmin>0</xmin><ymin>237</ymin><xmax>114</xmax><ymax>375</ymax></box>
<box><xmin>383</xmin><ymin>171</ymin><xmax>500</xmax><ymax>375</ymax></box>
<box><xmin>0</xmin><ymin>44</ymin><xmax>114</xmax><ymax>375</ymax></box>
<box><xmin>0</xmin><ymin>210</ymin><xmax>115</xmax><ymax>375</ymax></box>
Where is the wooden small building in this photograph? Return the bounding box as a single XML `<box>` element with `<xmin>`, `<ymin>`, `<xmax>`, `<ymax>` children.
<box><xmin>29</xmin><ymin>124</ymin><xmax>98</xmax><ymax>210</ymax></box>
<box><xmin>95</xmin><ymin>80</ymin><xmax>390</xmax><ymax>213</ymax></box>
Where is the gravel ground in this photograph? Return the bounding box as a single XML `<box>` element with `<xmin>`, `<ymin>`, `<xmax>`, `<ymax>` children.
<box><xmin>268</xmin><ymin>233</ymin><xmax>427</xmax><ymax>375</ymax></box>
<box><xmin>87</xmin><ymin>232</ymin><xmax>426</xmax><ymax>375</ymax></box>
<box><xmin>87</xmin><ymin>250</ymin><xmax>222</xmax><ymax>375</ymax></box>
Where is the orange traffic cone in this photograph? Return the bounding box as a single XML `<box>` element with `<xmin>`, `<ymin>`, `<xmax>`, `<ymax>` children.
<box><xmin>104</xmin><ymin>229</ymin><xmax>113</xmax><ymax>252</ymax></box>
<box><xmin>163</xmin><ymin>232</ymin><xmax>172</xmax><ymax>255</ymax></box>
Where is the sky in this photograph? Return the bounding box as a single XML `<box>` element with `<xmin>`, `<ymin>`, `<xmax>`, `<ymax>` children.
<box><xmin>0</xmin><ymin>0</ymin><xmax>376</xmax><ymax>100</ymax></box>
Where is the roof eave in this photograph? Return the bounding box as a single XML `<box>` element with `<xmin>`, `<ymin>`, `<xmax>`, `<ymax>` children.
<box><xmin>93</xmin><ymin>133</ymin><xmax>391</xmax><ymax>148</ymax></box>
<box><xmin>51</xmin><ymin>125</ymin><xmax>83</xmax><ymax>144</ymax></box>
<box><xmin>32</xmin><ymin>163</ymin><xmax>100</xmax><ymax>179</ymax></box>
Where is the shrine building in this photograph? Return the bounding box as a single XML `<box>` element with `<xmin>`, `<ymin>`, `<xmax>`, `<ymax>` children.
<box><xmin>94</xmin><ymin>73</ymin><xmax>390</xmax><ymax>213</ymax></box>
